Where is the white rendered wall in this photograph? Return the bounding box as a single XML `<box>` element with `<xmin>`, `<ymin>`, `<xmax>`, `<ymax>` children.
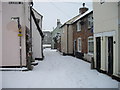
<box><xmin>2</xmin><ymin>2</ymin><xmax>27</xmax><ymax>66</ymax></box>
<box><xmin>0</xmin><ymin>0</ymin><xmax>2</xmax><ymax>89</ymax></box>
<box><xmin>93</xmin><ymin>2</ymin><xmax>119</xmax><ymax>76</ymax></box>
<box><xmin>32</xmin><ymin>10</ymin><xmax>42</xmax><ymax>60</ymax></box>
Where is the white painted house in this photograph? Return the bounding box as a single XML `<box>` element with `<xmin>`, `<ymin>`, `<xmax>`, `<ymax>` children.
<box><xmin>93</xmin><ymin>1</ymin><xmax>120</xmax><ymax>79</ymax></box>
<box><xmin>0</xmin><ymin>0</ymin><xmax>2</xmax><ymax>68</ymax></box>
<box><xmin>32</xmin><ymin>8</ymin><xmax>44</xmax><ymax>60</ymax></box>
<box><xmin>0</xmin><ymin>0</ymin><xmax>44</xmax><ymax>70</ymax></box>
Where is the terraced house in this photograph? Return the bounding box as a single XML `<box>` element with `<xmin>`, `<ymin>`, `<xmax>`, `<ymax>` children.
<box><xmin>72</xmin><ymin>8</ymin><xmax>93</xmax><ymax>62</ymax></box>
<box><xmin>93</xmin><ymin>1</ymin><xmax>120</xmax><ymax>80</ymax></box>
<box><xmin>61</xmin><ymin>3</ymin><xmax>93</xmax><ymax>63</ymax></box>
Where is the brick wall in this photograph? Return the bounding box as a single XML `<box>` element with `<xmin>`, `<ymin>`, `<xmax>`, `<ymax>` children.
<box><xmin>73</xmin><ymin>16</ymin><xmax>93</xmax><ymax>54</ymax></box>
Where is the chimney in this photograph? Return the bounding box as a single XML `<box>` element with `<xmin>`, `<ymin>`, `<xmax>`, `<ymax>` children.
<box><xmin>57</xmin><ymin>19</ymin><xmax>61</xmax><ymax>26</ymax></box>
<box><xmin>79</xmin><ymin>3</ymin><xmax>88</xmax><ymax>15</ymax></box>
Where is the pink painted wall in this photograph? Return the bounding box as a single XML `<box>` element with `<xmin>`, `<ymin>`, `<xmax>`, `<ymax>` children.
<box><xmin>1</xmin><ymin>2</ymin><xmax>29</xmax><ymax>66</ymax></box>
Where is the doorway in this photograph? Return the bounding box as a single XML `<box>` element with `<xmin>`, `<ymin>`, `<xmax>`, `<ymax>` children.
<box><xmin>74</xmin><ymin>40</ymin><xmax>77</xmax><ymax>56</ymax></box>
<box><xmin>108</xmin><ymin>36</ymin><xmax>113</xmax><ymax>75</ymax></box>
<box><xmin>96</xmin><ymin>37</ymin><xmax>101</xmax><ymax>71</ymax></box>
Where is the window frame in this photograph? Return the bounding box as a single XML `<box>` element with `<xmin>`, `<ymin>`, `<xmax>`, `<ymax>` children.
<box><xmin>77</xmin><ymin>20</ymin><xmax>81</xmax><ymax>32</ymax></box>
<box><xmin>77</xmin><ymin>37</ymin><xmax>82</xmax><ymax>52</ymax></box>
<box><xmin>88</xmin><ymin>15</ymin><xmax>93</xmax><ymax>29</ymax></box>
<box><xmin>88</xmin><ymin>36</ymin><xmax>94</xmax><ymax>55</ymax></box>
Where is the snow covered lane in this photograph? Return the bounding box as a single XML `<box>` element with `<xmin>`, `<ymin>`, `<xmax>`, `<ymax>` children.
<box><xmin>2</xmin><ymin>48</ymin><xmax>119</xmax><ymax>88</ymax></box>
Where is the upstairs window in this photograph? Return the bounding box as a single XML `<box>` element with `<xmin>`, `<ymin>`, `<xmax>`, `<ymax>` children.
<box><xmin>88</xmin><ymin>16</ymin><xmax>93</xmax><ymax>29</ymax></box>
<box><xmin>77</xmin><ymin>21</ymin><xmax>81</xmax><ymax>32</ymax></box>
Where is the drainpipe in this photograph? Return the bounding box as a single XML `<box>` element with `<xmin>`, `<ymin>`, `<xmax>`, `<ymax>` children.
<box><xmin>11</xmin><ymin>17</ymin><xmax>22</xmax><ymax>69</ymax></box>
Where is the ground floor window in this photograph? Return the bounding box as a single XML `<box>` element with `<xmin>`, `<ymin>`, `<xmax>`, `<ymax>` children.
<box><xmin>88</xmin><ymin>36</ymin><xmax>94</xmax><ymax>54</ymax></box>
<box><xmin>77</xmin><ymin>37</ymin><xmax>82</xmax><ymax>52</ymax></box>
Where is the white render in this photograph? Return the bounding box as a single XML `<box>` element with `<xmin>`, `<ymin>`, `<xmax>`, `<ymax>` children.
<box><xmin>93</xmin><ymin>2</ymin><xmax>120</xmax><ymax>77</ymax></box>
<box><xmin>32</xmin><ymin>8</ymin><xmax>43</xmax><ymax>60</ymax></box>
<box><xmin>0</xmin><ymin>0</ymin><xmax>2</xmax><ymax>65</ymax></box>
<box><xmin>0</xmin><ymin>1</ymin><xmax>2</xmax><ymax>89</ymax></box>
<box><xmin>61</xmin><ymin>24</ymin><xmax>73</xmax><ymax>55</ymax></box>
<box><xmin>1</xmin><ymin>1</ymin><xmax>31</xmax><ymax>66</ymax></box>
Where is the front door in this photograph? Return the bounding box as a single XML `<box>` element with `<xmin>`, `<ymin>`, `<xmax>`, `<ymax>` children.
<box><xmin>96</xmin><ymin>37</ymin><xmax>101</xmax><ymax>71</ymax></box>
<box><xmin>108</xmin><ymin>37</ymin><xmax>113</xmax><ymax>75</ymax></box>
<box><xmin>74</xmin><ymin>40</ymin><xmax>77</xmax><ymax>55</ymax></box>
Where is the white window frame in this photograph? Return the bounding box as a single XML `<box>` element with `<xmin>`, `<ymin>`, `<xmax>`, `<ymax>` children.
<box><xmin>88</xmin><ymin>16</ymin><xmax>93</xmax><ymax>29</ymax></box>
<box><xmin>77</xmin><ymin>37</ymin><xmax>82</xmax><ymax>52</ymax></box>
<box><xmin>88</xmin><ymin>36</ymin><xmax>94</xmax><ymax>55</ymax></box>
<box><xmin>77</xmin><ymin>21</ymin><xmax>81</xmax><ymax>32</ymax></box>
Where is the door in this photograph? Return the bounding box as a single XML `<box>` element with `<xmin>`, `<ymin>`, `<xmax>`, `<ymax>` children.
<box><xmin>74</xmin><ymin>40</ymin><xmax>77</xmax><ymax>55</ymax></box>
<box><xmin>96</xmin><ymin>37</ymin><xmax>101</xmax><ymax>71</ymax></box>
<box><xmin>108</xmin><ymin>37</ymin><xmax>113</xmax><ymax>75</ymax></box>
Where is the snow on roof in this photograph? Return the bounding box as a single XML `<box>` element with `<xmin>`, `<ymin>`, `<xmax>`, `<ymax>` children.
<box><xmin>61</xmin><ymin>10</ymin><xmax>93</xmax><ymax>27</ymax></box>
<box><xmin>72</xmin><ymin>10</ymin><xmax>93</xmax><ymax>23</ymax></box>
<box><xmin>61</xmin><ymin>14</ymin><xmax>80</xmax><ymax>27</ymax></box>
<box><xmin>32</xmin><ymin>8</ymin><xmax>43</xmax><ymax>17</ymax></box>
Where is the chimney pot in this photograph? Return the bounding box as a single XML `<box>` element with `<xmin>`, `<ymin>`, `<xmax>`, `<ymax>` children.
<box><xmin>57</xmin><ymin>19</ymin><xmax>61</xmax><ymax>26</ymax></box>
<box><xmin>79</xmin><ymin>3</ymin><xmax>88</xmax><ymax>15</ymax></box>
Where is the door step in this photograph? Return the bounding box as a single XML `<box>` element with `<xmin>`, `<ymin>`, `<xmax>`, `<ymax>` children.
<box><xmin>0</xmin><ymin>67</ymin><xmax>28</xmax><ymax>71</ymax></box>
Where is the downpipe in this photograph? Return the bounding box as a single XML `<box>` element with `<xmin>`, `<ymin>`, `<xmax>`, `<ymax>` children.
<box><xmin>11</xmin><ymin>17</ymin><xmax>23</xmax><ymax>70</ymax></box>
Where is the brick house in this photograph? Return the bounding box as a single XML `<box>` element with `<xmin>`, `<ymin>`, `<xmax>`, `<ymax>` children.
<box><xmin>72</xmin><ymin>9</ymin><xmax>93</xmax><ymax>62</ymax></box>
<box><xmin>61</xmin><ymin>3</ymin><xmax>93</xmax><ymax>59</ymax></box>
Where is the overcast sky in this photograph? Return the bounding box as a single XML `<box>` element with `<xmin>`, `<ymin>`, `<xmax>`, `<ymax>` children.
<box><xmin>33</xmin><ymin>2</ymin><xmax>93</xmax><ymax>31</ymax></box>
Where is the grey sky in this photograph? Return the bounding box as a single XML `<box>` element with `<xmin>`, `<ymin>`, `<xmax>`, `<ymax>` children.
<box><xmin>33</xmin><ymin>2</ymin><xmax>93</xmax><ymax>31</ymax></box>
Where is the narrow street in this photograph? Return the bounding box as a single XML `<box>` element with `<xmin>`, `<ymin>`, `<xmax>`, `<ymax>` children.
<box><xmin>2</xmin><ymin>48</ymin><xmax>119</xmax><ymax>88</ymax></box>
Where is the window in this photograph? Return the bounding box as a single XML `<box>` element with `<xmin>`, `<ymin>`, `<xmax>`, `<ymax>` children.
<box><xmin>88</xmin><ymin>36</ymin><xmax>94</xmax><ymax>54</ymax></box>
<box><xmin>78</xmin><ymin>38</ymin><xmax>82</xmax><ymax>52</ymax></box>
<box><xmin>88</xmin><ymin>16</ymin><xmax>93</xmax><ymax>29</ymax></box>
<box><xmin>77</xmin><ymin>21</ymin><xmax>81</xmax><ymax>31</ymax></box>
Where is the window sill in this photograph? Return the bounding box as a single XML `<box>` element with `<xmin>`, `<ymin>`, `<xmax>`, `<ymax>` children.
<box><xmin>78</xmin><ymin>51</ymin><xmax>82</xmax><ymax>53</ymax></box>
<box><xmin>88</xmin><ymin>53</ymin><xmax>94</xmax><ymax>56</ymax></box>
<box><xmin>88</xmin><ymin>27</ymin><xmax>91</xmax><ymax>29</ymax></box>
<box><xmin>77</xmin><ymin>30</ymin><xmax>81</xmax><ymax>32</ymax></box>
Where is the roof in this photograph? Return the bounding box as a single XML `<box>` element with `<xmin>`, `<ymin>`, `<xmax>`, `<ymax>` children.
<box><xmin>32</xmin><ymin>8</ymin><xmax>43</xmax><ymax>18</ymax></box>
<box><xmin>52</xmin><ymin>24</ymin><xmax>62</xmax><ymax>31</ymax></box>
<box><xmin>61</xmin><ymin>14</ymin><xmax>80</xmax><ymax>27</ymax></box>
<box><xmin>61</xmin><ymin>10</ymin><xmax>93</xmax><ymax>27</ymax></box>
<box><xmin>72</xmin><ymin>10</ymin><xmax>93</xmax><ymax>23</ymax></box>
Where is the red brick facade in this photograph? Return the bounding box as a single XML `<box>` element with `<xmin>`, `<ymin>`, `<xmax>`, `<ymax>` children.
<box><xmin>73</xmin><ymin>12</ymin><xmax>93</xmax><ymax>56</ymax></box>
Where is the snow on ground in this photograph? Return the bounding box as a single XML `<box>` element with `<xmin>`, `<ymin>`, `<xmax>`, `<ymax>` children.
<box><xmin>2</xmin><ymin>48</ymin><xmax>119</xmax><ymax>88</ymax></box>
